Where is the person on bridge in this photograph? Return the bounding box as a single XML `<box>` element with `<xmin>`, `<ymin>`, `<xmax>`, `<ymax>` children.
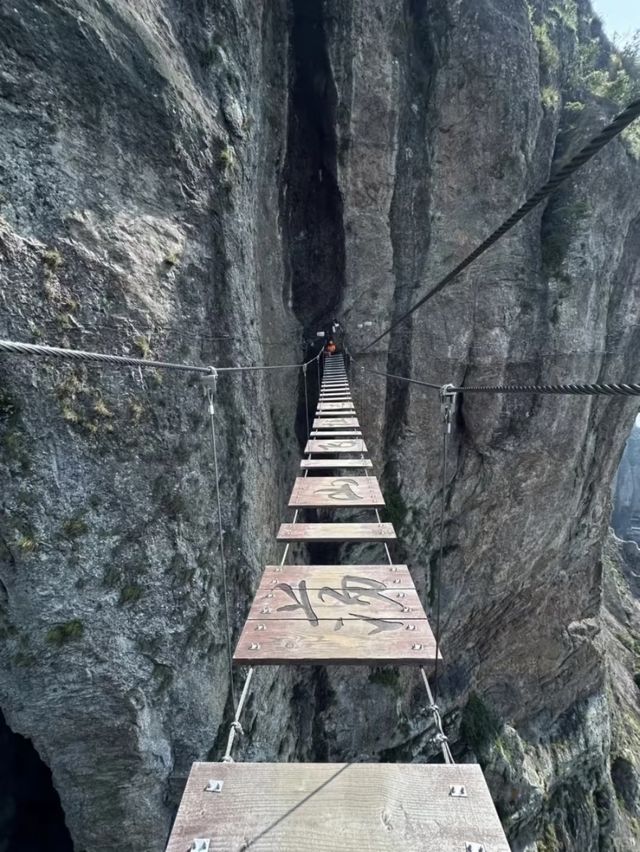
<box><xmin>325</xmin><ymin>339</ymin><xmax>337</xmax><ymax>356</ymax></box>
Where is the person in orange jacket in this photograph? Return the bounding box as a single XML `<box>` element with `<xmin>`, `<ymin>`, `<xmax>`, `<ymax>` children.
<box><xmin>325</xmin><ymin>339</ymin><xmax>337</xmax><ymax>356</ymax></box>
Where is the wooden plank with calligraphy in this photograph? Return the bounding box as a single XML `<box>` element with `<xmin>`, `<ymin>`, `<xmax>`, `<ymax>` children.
<box><xmin>300</xmin><ymin>458</ymin><xmax>373</xmax><ymax>469</ymax></box>
<box><xmin>289</xmin><ymin>476</ymin><xmax>384</xmax><ymax>508</ymax></box>
<box><xmin>313</xmin><ymin>417</ymin><xmax>359</xmax><ymax>428</ymax></box>
<box><xmin>247</xmin><ymin>572</ymin><xmax>424</xmax><ymax>620</ymax></box>
<box><xmin>165</xmin><ymin>762</ymin><xmax>511</xmax><ymax>852</ymax></box>
<box><xmin>277</xmin><ymin>522</ymin><xmax>396</xmax><ymax>542</ymax></box>
<box><xmin>304</xmin><ymin>439</ymin><xmax>366</xmax><ymax>454</ymax></box>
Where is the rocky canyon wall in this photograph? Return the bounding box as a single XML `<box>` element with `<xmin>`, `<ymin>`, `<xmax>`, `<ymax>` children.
<box><xmin>1</xmin><ymin>1</ymin><xmax>640</xmax><ymax>851</ymax></box>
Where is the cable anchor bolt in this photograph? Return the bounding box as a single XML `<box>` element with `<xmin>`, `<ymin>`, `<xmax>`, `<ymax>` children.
<box><xmin>440</xmin><ymin>383</ymin><xmax>457</xmax><ymax>434</ymax></box>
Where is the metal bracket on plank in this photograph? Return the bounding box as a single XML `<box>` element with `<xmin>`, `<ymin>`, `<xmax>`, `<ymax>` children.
<box><xmin>204</xmin><ymin>779</ymin><xmax>223</xmax><ymax>793</ymax></box>
<box><xmin>449</xmin><ymin>784</ymin><xmax>467</xmax><ymax>797</ymax></box>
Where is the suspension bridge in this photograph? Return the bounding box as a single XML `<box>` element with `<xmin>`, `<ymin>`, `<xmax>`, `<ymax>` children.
<box><xmin>164</xmin><ymin>352</ymin><xmax>509</xmax><ymax>852</ymax></box>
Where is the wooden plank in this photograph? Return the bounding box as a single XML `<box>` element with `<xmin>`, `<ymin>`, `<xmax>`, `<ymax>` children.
<box><xmin>300</xmin><ymin>458</ymin><xmax>373</xmax><ymax>469</ymax></box>
<box><xmin>317</xmin><ymin>404</ymin><xmax>356</xmax><ymax>412</ymax></box>
<box><xmin>234</xmin><ymin>618</ymin><xmax>437</xmax><ymax>665</ymax></box>
<box><xmin>277</xmin><ymin>523</ymin><xmax>396</xmax><ymax>542</ymax></box>
<box><xmin>310</xmin><ymin>431</ymin><xmax>362</xmax><ymax>437</ymax></box>
<box><xmin>313</xmin><ymin>417</ymin><xmax>359</xmax><ymax>428</ymax></box>
<box><xmin>304</xmin><ymin>439</ymin><xmax>366</xmax><ymax>454</ymax></box>
<box><xmin>247</xmin><ymin>571</ymin><xmax>424</xmax><ymax>619</ymax></box>
<box><xmin>166</xmin><ymin>763</ymin><xmax>510</xmax><ymax>852</ymax></box>
<box><xmin>314</xmin><ymin>410</ymin><xmax>357</xmax><ymax>418</ymax></box>
<box><xmin>289</xmin><ymin>476</ymin><xmax>384</xmax><ymax>508</ymax></box>
<box><xmin>261</xmin><ymin>564</ymin><xmax>414</xmax><ymax>586</ymax></box>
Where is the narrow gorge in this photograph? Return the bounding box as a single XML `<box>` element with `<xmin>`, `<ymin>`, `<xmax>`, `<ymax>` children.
<box><xmin>1</xmin><ymin>1</ymin><xmax>640</xmax><ymax>850</ymax></box>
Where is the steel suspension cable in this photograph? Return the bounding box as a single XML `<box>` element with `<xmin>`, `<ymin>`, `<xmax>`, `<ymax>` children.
<box><xmin>0</xmin><ymin>339</ymin><xmax>321</xmax><ymax>374</ymax></box>
<box><xmin>303</xmin><ymin>364</ymin><xmax>311</xmax><ymax>438</ymax></box>
<box><xmin>206</xmin><ymin>380</ymin><xmax>237</xmax><ymax>714</ymax></box>
<box><xmin>361</xmin><ymin>97</ymin><xmax>640</xmax><ymax>353</ymax></box>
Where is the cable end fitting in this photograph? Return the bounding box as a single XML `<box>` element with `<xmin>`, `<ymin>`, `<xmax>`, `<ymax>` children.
<box><xmin>440</xmin><ymin>384</ymin><xmax>457</xmax><ymax>434</ymax></box>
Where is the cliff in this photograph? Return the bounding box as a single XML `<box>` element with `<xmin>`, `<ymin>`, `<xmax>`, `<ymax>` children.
<box><xmin>1</xmin><ymin>1</ymin><xmax>640</xmax><ymax>850</ymax></box>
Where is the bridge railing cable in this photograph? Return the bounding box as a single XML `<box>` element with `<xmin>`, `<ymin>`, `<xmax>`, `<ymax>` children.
<box><xmin>0</xmin><ymin>338</ymin><xmax>321</xmax><ymax>374</ymax></box>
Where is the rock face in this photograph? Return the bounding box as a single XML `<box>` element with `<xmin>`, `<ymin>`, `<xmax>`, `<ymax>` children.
<box><xmin>613</xmin><ymin>419</ymin><xmax>640</xmax><ymax>543</ymax></box>
<box><xmin>1</xmin><ymin>1</ymin><xmax>640</xmax><ymax>850</ymax></box>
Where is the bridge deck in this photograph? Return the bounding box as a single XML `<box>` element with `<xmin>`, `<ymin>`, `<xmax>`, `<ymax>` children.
<box><xmin>165</xmin><ymin>762</ymin><xmax>510</xmax><ymax>852</ymax></box>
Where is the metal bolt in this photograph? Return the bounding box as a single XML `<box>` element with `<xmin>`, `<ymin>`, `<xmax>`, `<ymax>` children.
<box><xmin>191</xmin><ymin>841</ymin><xmax>210</xmax><ymax>852</ymax></box>
<box><xmin>249</xmin><ymin>643</ymin><xmax>260</xmax><ymax>650</ymax></box>
<box><xmin>412</xmin><ymin>644</ymin><xmax>423</xmax><ymax>650</ymax></box>
<box><xmin>205</xmin><ymin>780</ymin><xmax>223</xmax><ymax>793</ymax></box>
<box><xmin>406</xmin><ymin>624</ymin><xmax>416</xmax><ymax>631</ymax></box>
<box><xmin>260</xmin><ymin>608</ymin><xmax>271</xmax><ymax>613</ymax></box>
<box><xmin>449</xmin><ymin>785</ymin><xmax>467</xmax><ymax>797</ymax></box>
<box><xmin>256</xmin><ymin>623</ymin><xmax>266</xmax><ymax>630</ymax></box>
<box><xmin>396</xmin><ymin>592</ymin><xmax>406</xmax><ymax>598</ymax></box>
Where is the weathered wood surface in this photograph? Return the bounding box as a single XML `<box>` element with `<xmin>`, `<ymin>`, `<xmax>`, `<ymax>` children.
<box><xmin>311</xmin><ymin>431</ymin><xmax>361</xmax><ymax>438</ymax></box>
<box><xmin>261</xmin><ymin>564</ymin><xmax>413</xmax><ymax>586</ymax></box>
<box><xmin>310</xmin><ymin>431</ymin><xmax>362</xmax><ymax>437</ymax></box>
<box><xmin>165</xmin><ymin>763</ymin><xmax>510</xmax><ymax>852</ymax></box>
<box><xmin>277</xmin><ymin>522</ymin><xmax>396</xmax><ymax>542</ymax></box>
<box><xmin>317</xmin><ymin>402</ymin><xmax>355</xmax><ymax>411</ymax></box>
<box><xmin>300</xmin><ymin>458</ymin><xmax>373</xmax><ymax>469</ymax></box>
<box><xmin>321</xmin><ymin>382</ymin><xmax>349</xmax><ymax>388</ymax></box>
<box><xmin>234</xmin><ymin>618</ymin><xmax>437</xmax><ymax>665</ymax></box>
<box><xmin>289</xmin><ymin>476</ymin><xmax>384</xmax><ymax>508</ymax></box>
<box><xmin>247</xmin><ymin>567</ymin><xmax>424</xmax><ymax>620</ymax></box>
<box><xmin>319</xmin><ymin>394</ymin><xmax>352</xmax><ymax>399</ymax></box>
<box><xmin>313</xmin><ymin>417</ymin><xmax>359</xmax><ymax>428</ymax></box>
<box><xmin>304</xmin><ymin>439</ymin><xmax>366</xmax><ymax>454</ymax></box>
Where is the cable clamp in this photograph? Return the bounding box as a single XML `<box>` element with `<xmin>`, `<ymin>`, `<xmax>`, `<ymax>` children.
<box><xmin>440</xmin><ymin>383</ymin><xmax>457</xmax><ymax>434</ymax></box>
<box><xmin>428</xmin><ymin>704</ymin><xmax>439</xmax><ymax>714</ymax></box>
<box><xmin>231</xmin><ymin>721</ymin><xmax>244</xmax><ymax>736</ymax></box>
<box><xmin>434</xmin><ymin>733</ymin><xmax>449</xmax><ymax>744</ymax></box>
<box><xmin>201</xmin><ymin>366</ymin><xmax>218</xmax><ymax>392</ymax></box>
<box><xmin>222</xmin><ymin>755</ymin><xmax>234</xmax><ymax>764</ymax></box>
